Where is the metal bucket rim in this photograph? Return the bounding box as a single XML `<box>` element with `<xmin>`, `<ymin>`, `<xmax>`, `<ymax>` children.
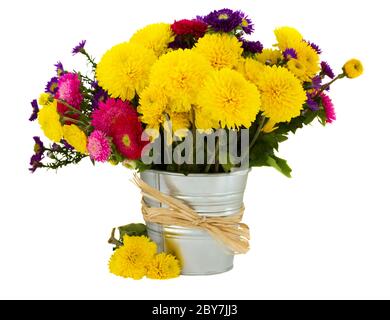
<box><xmin>142</xmin><ymin>168</ymin><xmax>251</xmax><ymax>178</ymax></box>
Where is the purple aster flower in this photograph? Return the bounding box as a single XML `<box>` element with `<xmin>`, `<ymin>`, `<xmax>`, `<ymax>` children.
<box><xmin>283</xmin><ymin>48</ymin><xmax>297</xmax><ymax>60</ymax></box>
<box><xmin>311</xmin><ymin>75</ymin><xmax>322</xmax><ymax>90</ymax></box>
<box><xmin>51</xmin><ymin>143</ymin><xmax>61</xmax><ymax>152</ymax></box>
<box><xmin>240</xmin><ymin>39</ymin><xmax>263</xmax><ymax>54</ymax></box>
<box><xmin>29</xmin><ymin>99</ymin><xmax>39</xmax><ymax>121</ymax></box>
<box><xmin>45</xmin><ymin>77</ymin><xmax>58</xmax><ymax>94</ymax></box>
<box><xmin>72</xmin><ymin>40</ymin><xmax>86</xmax><ymax>55</ymax></box>
<box><xmin>60</xmin><ymin>139</ymin><xmax>74</xmax><ymax>150</ymax></box>
<box><xmin>168</xmin><ymin>35</ymin><xmax>193</xmax><ymax>50</ymax></box>
<box><xmin>306</xmin><ymin>92</ymin><xmax>319</xmax><ymax>111</ymax></box>
<box><xmin>55</xmin><ymin>61</ymin><xmax>64</xmax><ymax>76</ymax></box>
<box><xmin>29</xmin><ymin>153</ymin><xmax>43</xmax><ymax>173</ymax></box>
<box><xmin>33</xmin><ymin>136</ymin><xmax>45</xmax><ymax>158</ymax></box>
<box><xmin>29</xmin><ymin>137</ymin><xmax>45</xmax><ymax>173</ymax></box>
<box><xmin>91</xmin><ymin>82</ymin><xmax>109</xmax><ymax>109</ymax></box>
<box><xmin>241</xmin><ymin>16</ymin><xmax>254</xmax><ymax>34</ymax></box>
<box><xmin>199</xmin><ymin>9</ymin><xmax>244</xmax><ymax>33</ymax></box>
<box><xmin>321</xmin><ymin>61</ymin><xmax>335</xmax><ymax>79</ymax></box>
<box><xmin>306</xmin><ymin>41</ymin><xmax>322</xmax><ymax>54</ymax></box>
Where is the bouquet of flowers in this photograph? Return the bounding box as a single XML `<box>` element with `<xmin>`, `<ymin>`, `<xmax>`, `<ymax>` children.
<box><xmin>29</xmin><ymin>8</ymin><xmax>362</xmax><ymax>279</ymax></box>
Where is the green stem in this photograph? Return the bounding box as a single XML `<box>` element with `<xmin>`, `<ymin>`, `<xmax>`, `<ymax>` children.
<box><xmin>249</xmin><ymin>116</ymin><xmax>266</xmax><ymax>150</ymax></box>
<box><xmin>81</xmin><ymin>50</ymin><xmax>97</xmax><ymax>68</ymax></box>
<box><xmin>319</xmin><ymin>73</ymin><xmax>345</xmax><ymax>93</ymax></box>
<box><xmin>62</xmin><ymin>116</ymin><xmax>86</xmax><ymax>125</ymax></box>
<box><xmin>214</xmin><ymin>136</ymin><xmax>220</xmax><ymax>173</ymax></box>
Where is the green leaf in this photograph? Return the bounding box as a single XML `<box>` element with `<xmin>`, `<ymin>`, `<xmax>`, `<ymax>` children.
<box><xmin>118</xmin><ymin>223</ymin><xmax>147</xmax><ymax>240</ymax></box>
<box><xmin>266</xmin><ymin>155</ymin><xmax>292</xmax><ymax>178</ymax></box>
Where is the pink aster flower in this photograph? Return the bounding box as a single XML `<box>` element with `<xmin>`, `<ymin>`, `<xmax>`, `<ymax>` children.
<box><xmin>320</xmin><ymin>93</ymin><xmax>336</xmax><ymax>123</ymax></box>
<box><xmin>87</xmin><ymin>130</ymin><xmax>111</xmax><ymax>162</ymax></box>
<box><xmin>91</xmin><ymin>98</ymin><xmax>138</xmax><ymax>135</ymax></box>
<box><xmin>55</xmin><ymin>73</ymin><xmax>83</xmax><ymax>123</ymax></box>
<box><xmin>55</xmin><ymin>73</ymin><xmax>83</xmax><ymax>107</ymax></box>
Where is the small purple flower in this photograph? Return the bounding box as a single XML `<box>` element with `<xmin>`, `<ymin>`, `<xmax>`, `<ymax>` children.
<box><xmin>311</xmin><ymin>75</ymin><xmax>322</xmax><ymax>90</ymax></box>
<box><xmin>168</xmin><ymin>35</ymin><xmax>193</xmax><ymax>50</ymax></box>
<box><xmin>321</xmin><ymin>61</ymin><xmax>335</xmax><ymax>79</ymax></box>
<box><xmin>61</xmin><ymin>139</ymin><xmax>74</xmax><ymax>150</ymax></box>
<box><xmin>306</xmin><ymin>92</ymin><xmax>319</xmax><ymax>111</ymax></box>
<box><xmin>91</xmin><ymin>82</ymin><xmax>109</xmax><ymax>109</ymax></box>
<box><xmin>283</xmin><ymin>48</ymin><xmax>297</xmax><ymax>60</ymax></box>
<box><xmin>29</xmin><ymin>136</ymin><xmax>45</xmax><ymax>173</ymax></box>
<box><xmin>72</xmin><ymin>40</ymin><xmax>86</xmax><ymax>55</ymax></box>
<box><xmin>51</xmin><ymin>143</ymin><xmax>61</xmax><ymax>152</ymax></box>
<box><xmin>241</xmin><ymin>16</ymin><xmax>254</xmax><ymax>34</ymax></box>
<box><xmin>29</xmin><ymin>99</ymin><xmax>39</xmax><ymax>121</ymax></box>
<box><xmin>55</xmin><ymin>61</ymin><xmax>64</xmax><ymax>76</ymax></box>
<box><xmin>199</xmin><ymin>9</ymin><xmax>246</xmax><ymax>33</ymax></box>
<box><xmin>45</xmin><ymin>77</ymin><xmax>58</xmax><ymax>94</ymax></box>
<box><xmin>306</xmin><ymin>41</ymin><xmax>322</xmax><ymax>54</ymax></box>
<box><xmin>33</xmin><ymin>136</ymin><xmax>44</xmax><ymax>157</ymax></box>
<box><xmin>29</xmin><ymin>153</ymin><xmax>43</xmax><ymax>173</ymax></box>
<box><xmin>240</xmin><ymin>39</ymin><xmax>263</xmax><ymax>54</ymax></box>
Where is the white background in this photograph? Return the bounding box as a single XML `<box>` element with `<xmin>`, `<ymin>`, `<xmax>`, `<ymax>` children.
<box><xmin>0</xmin><ymin>0</ymin><xmax>389</xmax><ymax>300</ymax></box>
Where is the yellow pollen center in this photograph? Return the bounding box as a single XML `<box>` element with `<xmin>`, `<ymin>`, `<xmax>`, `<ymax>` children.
<box><xmin>218</xmin><ymin>14</ymin><xmax>229</xmax><ymax>20</ymax></box>
<box><xmin>242</xmin><ymin>19</ymin><xmax>248</xmax><ymax>27</ymax></box>
<box><xmin>122</xmin><ymin>134</ymin><xmax>131</xmax><ymax>147</ymax></box>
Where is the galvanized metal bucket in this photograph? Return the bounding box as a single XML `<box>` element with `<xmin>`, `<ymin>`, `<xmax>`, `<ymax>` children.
<box><xmin>140</xmin><ymin>169</ymin><xmax>250</xmax><ymax>275</ymax></box>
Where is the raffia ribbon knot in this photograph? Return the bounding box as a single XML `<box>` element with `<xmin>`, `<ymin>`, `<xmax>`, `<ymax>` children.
<box><xmin>133</xmin><ymin>174</ymin><xmax>250</xmax><ymax>254</ymax></box>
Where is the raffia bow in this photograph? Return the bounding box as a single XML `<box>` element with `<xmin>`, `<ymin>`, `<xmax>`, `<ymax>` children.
<box><xmin>133</xmin><ymin>174</ymin><xmax>250</xmax><ymax>254</ymax></box>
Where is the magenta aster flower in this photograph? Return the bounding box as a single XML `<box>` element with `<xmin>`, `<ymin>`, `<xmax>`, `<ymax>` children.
<box><xmin>29</xmin><ymin>99</ymin><xmax>39</xmax><ymax>121</ymax></box>
<box><xmin>55</xmin><ymin>73</ymin><xmax>83</xmax><ymax>107</ymax></box>
<box><xmin>321</xmin><ymin>61</ymin><xmax>335</xmax><ymax>79</ymax></box>
<box><xmin>320</xmin><ymin>93</ymin><xmax>336</xmax><ymax>123</ymax></box>
<box><xmin>112</xmin><ymin>118</ymin><xmax>144</xmax><ymax>160</ymax></box>
<box><xmin>283</xmin><ymin>48</ymin><xmax>297</xmax><ymax>60</ymax></box>
<box><xmin>91</xmin><ymin>98</ymin><xmax>138</xmax><ymax>135</ymax></box>
<box><xmin>72</xmin><ymin>40</ymin><xmax>86</xmax><ymax>55</ymax></box>
<box><xmin>87</xmin><ymin>130</ymin><xmax>111</xmax><ymax>162</ymax></box>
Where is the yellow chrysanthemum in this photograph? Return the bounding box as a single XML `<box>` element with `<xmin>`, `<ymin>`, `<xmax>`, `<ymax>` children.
<box><xmin>146</xmin><ymin>253</ymin><xmax>181</xmax><ymax>280</ymax></box>
<box><xmin>169</xmin><ymin>112</ymin><xmax>190</xmax><ymax>138</ymax></box>
<box><xmin>96</xmin><ymin>42</ymin><xmax>157</xmax><ymax>101</ymax></box>
<box><xmin>274</xmin><ymin>26</ymin><xmax>303</xmax><ymax>51</ymax></box>
<box><xmin>138</xmin><ymin>85</ymin><xmax>168</xmax><ymax>130</ymax></box>
<box><xmin>194</xmin><ymin>107</ymin><xmax>219</xmax><ymax>131</ymax></box>
<box><xmin>197</xmin><ymin>68</ymin><xmax>261</xmax><ymax>129</ymax></box>
<box><xmin>256</xmin><ymin>66</ymin><xmax>306</xmax><ymax>123</ymax></box>
<box><xmin>109</xmin><ymin>235</ymin><xmax>157</xmax><ymax>280</ymax></box>
<box><xmin>293</xmin><ymin>41</ymin><xmax>320</xmax><ymax>81</ymax></box>
<box><xmin>38</xmin><ymin>93</ymin><xmax>51</xmax><ymax>106</ymax></box>
<box><xmin>286</xmin><ymin>59</ymin><xmax>307</xmax><ymax>80</ymax></box>
<box><xmin>37</xmin><ymin>100</ymin><xmax>63</xmax><ymax>142</ymax></box>
<box><xmin>236</xmin><ymin>58</ymin><xmax>266</xmax><ymax>84</ymax></box>
<box><xmin>129</xmin><ymin>23</ymin><xmax>174</xmax><ymax>57</ymax></box>
<box><xmin>343</xmin><ymin>58</ymin><xmax>363</xmax><ymax>79</ymax></box>
<box><xmin>194</xmin><ymin>33</ymin><xmax>243</xmax><ymax>70</ymax></box>
<box><xmin>255</xmin><ymin>49</ymin><xmax>282</xmax><ymax>65</ymax></box>
<box><xmin>62</xmin><ymin>124</ymin><xmax>87</xmax><ymax>154</ymax></box>
<box><xmin>149</xmin><ymin>49</ymin><xmax>212</xmax><ymax>112</ymax></box>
